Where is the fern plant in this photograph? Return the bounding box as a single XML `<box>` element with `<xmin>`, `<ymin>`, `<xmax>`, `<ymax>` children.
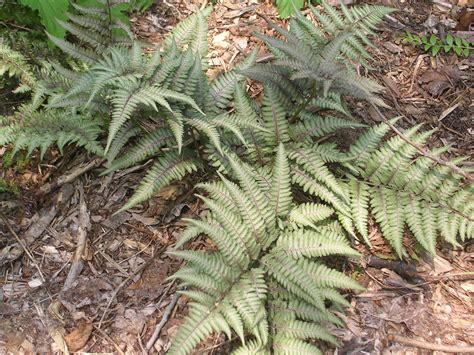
<box><xmin>168</xmin><ymin>144</ymin><xmax>363</xmax><ymax>354</ymax></box>
<box><xmin>46</xmin><ymin>0</ymin><xmax>134</xmax><ymax>63</ymax></box>
<box><xmin>241</xmin><ymin>1</ymin><xmax>395</xmax><ymax>107</ymax></box>
<box><xmin>43</xmin><ymin>4</ymin><xmax>267</xmax><ymax>211</ymax></box>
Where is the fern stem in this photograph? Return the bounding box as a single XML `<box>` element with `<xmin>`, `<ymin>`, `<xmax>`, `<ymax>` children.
<box><xmin>371</xmin><ymin>104</ymin><xmax>474</xmax><ymax>182</ymax></box>
<box><xmin>190</xmin><ymin>127</ymin><xmax>207</xmax><ymax>169</ymax></box>
<box><xmin>289</xmin><ymin>84</ymin><xmax>318</xmax><ymax>124</ymax></box>
<box><xmin>106</xmin><ymin>0</ymin><xmax>113</xmax><ymax>42</ymax></box>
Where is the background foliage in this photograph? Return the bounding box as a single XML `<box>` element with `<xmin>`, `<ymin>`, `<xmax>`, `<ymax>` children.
<box><xmin>1</xmin><ymin>0</ymin><xmax>153</xmax><ymax>39</ymax></box>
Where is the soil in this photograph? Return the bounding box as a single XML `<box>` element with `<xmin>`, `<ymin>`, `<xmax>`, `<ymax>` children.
<box><xmin>1</xmin><ymin>0</ymin><xmax>473</xmax><ymax>354</ymax></box>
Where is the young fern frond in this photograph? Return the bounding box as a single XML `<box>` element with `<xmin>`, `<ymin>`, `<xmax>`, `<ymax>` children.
<box><xmin>164</xmin><ymin>6</ymin><xmax>213</xmax><ymax>66</ymax></box>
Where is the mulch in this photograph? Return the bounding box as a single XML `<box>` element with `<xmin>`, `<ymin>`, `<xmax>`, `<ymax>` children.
<box><xmin>1</xmin><ymin>0</ymin><xmax>473</xmax><ymax>353</ymax></box>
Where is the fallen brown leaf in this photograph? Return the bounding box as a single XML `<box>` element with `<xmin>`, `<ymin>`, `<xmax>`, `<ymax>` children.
<box><xmin>64</xmin><ymin>322</ymin><xmax>93</xmax><ymax>352</ymax></box>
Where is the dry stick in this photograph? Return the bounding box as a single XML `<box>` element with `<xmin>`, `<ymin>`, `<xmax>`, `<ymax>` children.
<box><xmin>92</xmin><ymin>325</ymin><xmax>125</xmax><ymax>355</ymax></box>
<box><xmin>62</xmin><ymin>183</ymin><xmax>89</xmax><ymax>291</ymax></box>
<box><xmin>146</xmin><ymin>293</ymin><xmax>181</xmax><ymax>350</ymax></box>
<box><xmin>39</xmin><ymin>157</ymin><xmax>105</xmax><ymax>195</ymax></box>
<box><xmin>1</xmin><ymin>214</ymin><xmax>46</xmax><ymax>282</ymax></box>
<box><xmin>97</xmin><ymin>244</ymin><xmax>169</xmax><ymax>329</ymax></box>
<box><xmin>388</xmin><ymin>334</ymin><xmax>474</xmax><ymax>353</ymax></box>
<box><xmin>371</xmin><ymin>104</ymin><xmax>474</xmax><ymax>182</ymax></box>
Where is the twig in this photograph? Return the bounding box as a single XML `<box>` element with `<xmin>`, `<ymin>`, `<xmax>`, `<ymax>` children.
<box><xmin>146</xmin><ymin>293</ymin><xmax>181</xmax><ymax>350</ymax></box>
<box><xmin>39</xmin><ymin>158</ymin><xmax>104</xmax><ymax>195</ymax></box>
<box><xmin>0</xmin><ymin>214</ymin><xmax>46</xmax><ymax>282</ymax></box>
<box><xmin>62</xmin><ymin>183</ymin><xmax>89</xmax><ymax>291</ymax></box>
<box><xmin>388</xmin><ymin>334</ymin><xmax>474</xmax><ymax>353</ymax></box>
<box><xmin>92</xmin><ymin>325</ymin><xmax>125</xmax><ymax>355</ymax></box>
<box><xmin>289</xmin><ymin>84</ymin><xmax>318</xmax><ymax>124</ymax></box>
<box><xmin>97</xmin><ymin>244</ymin><xmax>169</xmax><ymax>329</ymax></box>
<box><xmin>371</xmin><ymin>104</ymin><xmax>474</xmax><ymax>182</ymax></box>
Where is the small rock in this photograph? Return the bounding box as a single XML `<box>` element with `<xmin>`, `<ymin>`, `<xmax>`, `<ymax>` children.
<box><xmin>28</xmin><ymin>278</ymin><xmax>43</xmax><ymax>288</ymax></box>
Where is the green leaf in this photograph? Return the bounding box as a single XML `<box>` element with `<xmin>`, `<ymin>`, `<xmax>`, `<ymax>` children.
<box><xmin>276</xmin><ymin>0</ymin><xmax>305</xmax><ymax>18</ymax></box>
<box><xmin>454</xmin><ymin>46</ymin><xmax>462</xmax><ymax>56</ymax></box>
<box><xmin>463</xmin><ymin>48</ymin><xmax>470</xmax><ymax>57</ymax></box>
<box><xmin>444</xmin><ymin>44</ymin><xmax>452</xmax><ymax>53</ymax></box>
<box><xmin>19</xmin><ymin>0</ymin><xmax>69</xmax><ymax>38</ymax></box>
<box><xmin>429</xmin><ymin>34</ymin><xmax>437</xmax><ymax>45</ymax></box>
<box><xmin>446</xmin><ymin>34</ymin><xmax>454</xmax><ymax>46</ymax></box>
<box><xmin>431</xmin><ymin>45</ymin><xmax>441</xmax><ymax>56</ymax></box>
<box><xmin>424</xmin><ymin>43</ymin><xmax>432</xmax><ymax>51</ymax></box>
<box><xmin>455</xmin><ymin>37</ymin><xmax>462</xmax><ymax>46</ymax></box>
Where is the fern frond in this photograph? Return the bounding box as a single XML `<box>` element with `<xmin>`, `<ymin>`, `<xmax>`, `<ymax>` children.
<box><xmin>164</xmin><ymin>6</ymin><xmax>212</xmax><ymax>60</ymax></box>
<box><xmin>208</xmin><ymin>48</ymin><xmax>257</xmax><ymax>111</ymax></box>
<box><xmin>270</xmin><ymin>144</ymin><xmax>292</xmax><ymax>219</ymax></box>
<box><xmin>290</xmin><ymin>113</ymin><xmax>366</xmax><ymax>142</ymax></box>
<box><xmin>344</xmin><ymin>121</ymin><xmax>473</xmax><ymax>255</ymax></box>
<box><xmin>0</xmin><ymin>43</ymin><xmax>37</xmax><ymax>93</ymax></box>
<box><xmin>107</xmin><ymin>83</ymin><xmax>202</xmax><ymax>152</ymax></box>
<box><xmin>262</xmin><ymin>85</ymin><xmax>290</xmax><ymax>148</ymax></box>
<box><xmin>118</xmin><ymin>151</ymin><xmax>200</xmax><ymax>212</ymax></box>
<box><xmin>277</xmin><ymin>229</ymin><xmax>360</xmax><ymax>258</ymax></box>
<box><xmin>289</xmin><ymin>203</ymin><xmax>334</xmax><ymax>229</ymax></box>
<box><xmin>10</xmin><ymin>110</ymin><xmax>103</xmax><ymax>159</ymax></box>
<box><xmin>104</xmin><ymin>128</ymin><xmax>174</xmax><ymax>173</ymax></box>
<box><xmin>348</xmin><ymin>179</ymin><xmax>370</xmax><ymax>245</ymax></box>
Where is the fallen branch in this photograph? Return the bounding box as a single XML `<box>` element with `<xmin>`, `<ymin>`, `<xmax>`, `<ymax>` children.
<box><xmin>146</xmin><ymin>293</ymin><xmax>181</xmax><ymax>350</ymax></box>
<box><xmin>371</xmin><ymin>104</ymin><xmax>474</xmax><ymax>182</ymax></box>
<box><xmin>388</xmin><ymin>334</ymin><xmax>474</xmax><ymax>353</ymax></box>
<box><xmin>39</xmin><ymin>158</ymin><xmax>104</xmax><ymax>195</ymax></box>
<box><xmin>62</xmin><ymin>183</ymin><xmax>89</xmax><ymax>291</ymax></box>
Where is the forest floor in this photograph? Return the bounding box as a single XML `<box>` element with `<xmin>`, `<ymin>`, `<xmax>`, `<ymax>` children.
<box><xmin>1</xmin><ymin>0</ymin><xmax>473</xmax><ymax>354</ymax></box>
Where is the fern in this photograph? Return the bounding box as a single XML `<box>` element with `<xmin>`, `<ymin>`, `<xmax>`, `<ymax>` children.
<box><xmin>0</xmin><ymin>43</ymin><xmax>37</xmax><ymax>93</ymax></box>
<box><xmin>343</xmin><ymin>122</ymin><xmax>473</xmax><ymax>257</ymax></box>
<box><xmin>47</xmin><ymin>0</ymin><xmax>133</xmax><ymax>63</ymax></box>
<box><xmin>168</xmin><ymin>145</ymin><xmax>361</xmax><ymax>354</ymax></box>
<box><xmin>240</xmin><ymin>3</ymin><xmax>394</xmax><ymax>109</ymax></box>
<box><xmin>118</xmin><ymin>150</ymin><xmax>200</xmax><ymax>212</ymax></box>
<box><xmin>1</xmin><ymin>107</ymin><xmax>104</xmax><ymax>159</ymax></box>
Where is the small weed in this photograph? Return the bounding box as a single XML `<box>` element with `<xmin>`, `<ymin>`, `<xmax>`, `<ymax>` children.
<box><xmin>403</xmin><ymin>31</ymin><xmax>473</xmax><ymax>57</ymax></box>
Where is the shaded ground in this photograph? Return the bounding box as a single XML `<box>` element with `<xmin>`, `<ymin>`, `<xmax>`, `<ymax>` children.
<box><xmin>1</xmin><ymin>0</ymin><xmax>473</xmax><ymax>353</ymax></box>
